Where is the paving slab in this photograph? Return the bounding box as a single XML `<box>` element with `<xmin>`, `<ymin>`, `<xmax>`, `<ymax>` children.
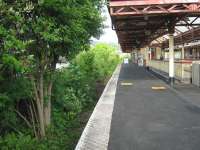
<box><xmin>108</xmin><ymin>63</ymin><xmax>200</xmax><ymax>150</ymax></box>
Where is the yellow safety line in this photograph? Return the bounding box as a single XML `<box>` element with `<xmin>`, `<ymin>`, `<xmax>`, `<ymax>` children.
<box><xmin>152</xmin><ymin>86</ymin><xmax>166</xmax><ymax>90</ymax></box>
<box><xmin>121</xmin><ymin>82</ymin><xmax>133</xmax><ymax>86</ymax></box>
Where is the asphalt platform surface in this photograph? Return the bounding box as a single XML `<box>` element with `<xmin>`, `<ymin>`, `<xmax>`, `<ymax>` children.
<box><xmin>108</xmin><ymin>63</ymin><xmax>200</xmax><ymax>150</ymax></box>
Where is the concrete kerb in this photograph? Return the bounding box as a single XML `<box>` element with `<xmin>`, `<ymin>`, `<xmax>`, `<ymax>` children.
<box><xmin>75</xmin><ymin>64</ymin><xmax>121</xmax><ymax>150</ymax></box>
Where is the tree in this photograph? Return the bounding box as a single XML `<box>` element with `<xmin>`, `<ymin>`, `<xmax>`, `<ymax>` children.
<box><xmin>91</xmin><ymin>43</ymin><xmax>121</xmax><ymax>81</ymax></box>
<box><xmin>0</xmin><ymin>0</ymin><xmax>103</xmax><ymax>138</ymax></box>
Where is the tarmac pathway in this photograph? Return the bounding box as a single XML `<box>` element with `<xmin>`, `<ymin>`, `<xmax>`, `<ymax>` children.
<box><xmin>108</xmin><ymin>63</ymin><xmax>200</xmax><ymax>150</ymax></box>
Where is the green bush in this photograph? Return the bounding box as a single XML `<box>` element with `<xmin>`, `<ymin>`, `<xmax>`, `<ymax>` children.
<box><xmin>91</xmin><ymin>43</ymin><xmax>121</xmax><ymax>80</ymax></box>
<box><xmin>0</xmin><ymin>43</ymin><xmax>120</xmax><ymax>149</ymax></box>
<box><xmin>74</xmin><ymin>43</ymin><xmax>121</xmax><ymax>82</ymax></box>
<box><xmin>0</xmin><ymin>133</ymin><xmax>39</xmax><ymax>150</ymax></box>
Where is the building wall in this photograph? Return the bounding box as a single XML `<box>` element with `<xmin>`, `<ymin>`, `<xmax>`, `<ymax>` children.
<box><xmin>181</xmin><ymin>47</ymin><xmax>200</xmax><ymax>59</ymax></box>
<box><xmin>164</xmin><ymin>51</ymin><xmax>181</xmax><ymax>59</ymax></box>
<box><xmin>155</xmin><ymin>47</ymin><xmax>162</xmax><ymax>59</ymax></box>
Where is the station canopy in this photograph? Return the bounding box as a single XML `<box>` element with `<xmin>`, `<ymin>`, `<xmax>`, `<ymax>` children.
<box><xmin>108</xmin><ymin>0</ymin><xmax>200</xmax><ymax>52</ymax></box>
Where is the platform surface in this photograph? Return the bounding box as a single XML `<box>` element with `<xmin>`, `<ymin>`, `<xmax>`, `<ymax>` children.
<box><xmin>108</xmin><ymin>63</ymin><xmax>200</xmax><ymax>150</ymax></box>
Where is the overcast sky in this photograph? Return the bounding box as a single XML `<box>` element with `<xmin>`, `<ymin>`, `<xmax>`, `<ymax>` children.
<box><xmin>93</xmin><ymin>7</ymin><xmax>118</xmax><ymax>44</ymax></box>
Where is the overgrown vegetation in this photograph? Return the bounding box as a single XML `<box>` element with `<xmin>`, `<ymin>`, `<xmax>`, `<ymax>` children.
<box><xmin>0</xmin><ymin>40</ymin><xmax>120</xmax><ymax>149</ymax></box>
<box><xmin>0</xmin><ymin>0</ymin><xmax>121</xmax><ymax>148</ymax></box>
<box><xmin>0</xmin><ymin>0</ymin><xmax>103</xmax><ymax>138</ymax></box>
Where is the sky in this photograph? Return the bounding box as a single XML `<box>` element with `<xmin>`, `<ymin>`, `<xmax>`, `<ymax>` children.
<box><xmin>93</xmin><ymin>7</ymin><xmax>118</xmax><ymax>44</ymax></box>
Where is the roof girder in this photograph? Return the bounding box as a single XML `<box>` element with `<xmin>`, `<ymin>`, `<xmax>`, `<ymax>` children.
<box><xmin>109</xmin><ymin>0</ymin><xmax>200</xmax><ymax>52</ymax></box>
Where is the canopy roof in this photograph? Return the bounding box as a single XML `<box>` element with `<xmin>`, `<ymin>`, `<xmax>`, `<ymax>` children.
<box><xmin>151</xmin><ymin>26</ymin><xmax>200</xmax><ymax>48</ymax></box>
<box><xmin>108</xmin><ymin>0</ymin><xmax>200</xmax><ymax>52</ymax></box>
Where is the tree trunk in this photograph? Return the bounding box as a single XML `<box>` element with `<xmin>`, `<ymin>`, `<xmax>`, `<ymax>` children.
<box><xmin>44</xmin><ymin>81</ymin><xmax>52</xmax><ymax>127</ymax></box>
<box><xmin>44</xmin><ymin>100</ymin><xmax>51</xmax><ymax>126</ymax></box>
<box><xmin>43</xmin><ymin>58</ymin><xmax>57</xmax><ymax>127</ymax></box>
<box><xmin>32</xmin><ymin>74</ymin><xmax>46</xmax><ymax>138</ymax></box>
<box><xmin>31</xmin><ymin>56</ymin><xmax>57</xmax><ymax>138</ymax></box>
<box><xmin>38</xmin><ymin>72</ymin><xmax>46</xmax><ymax>137</ymax></box>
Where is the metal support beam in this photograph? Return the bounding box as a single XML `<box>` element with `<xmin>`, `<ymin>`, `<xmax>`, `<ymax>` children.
<box><xmin>149</xmin><ymin>48</ymin><xmax>152</xmax><ymax>61</ymax></box>
<box><xmin>169</xmin><ymin>33</ymin><xmax>175</xmax><ymax>86</ymax></box>
<box><xmin>109</xmin><ymin>1</ymin><xmax>200</xmax><ymax>16</ymax></box>
<box><xmin>109</xmin><ymin>0</ymin><xmax>200</xmax><ymax>7</ymax></box>
<box><xmin>109</xmin><ymin>0</ymin><xmax>200</xmax><ymax>52</ymax></box>
<box><xmin>145</xmin><ymin>47</ymin><xmax>149</xmax><ymax>68</ymax></box>
<box><xmin>182</xmin><ymin>44</ymin><xmax>185</xmax><ymax>59</ymax></box>
<box><xmin>175</xmin><ymin>23</ymin><xmax>200</xmax><ymax>26</ymax></box>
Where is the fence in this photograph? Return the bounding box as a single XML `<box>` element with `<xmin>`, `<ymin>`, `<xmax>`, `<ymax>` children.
<box><xmin>148</xmin><ymin>60</ymin><xmax>192</xmax><ymax>83</ymax></box>
<box><xmin>192</xmin><ymin>62</ymin><xmax>200</xmax><ymax>87</ymax></box>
